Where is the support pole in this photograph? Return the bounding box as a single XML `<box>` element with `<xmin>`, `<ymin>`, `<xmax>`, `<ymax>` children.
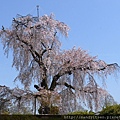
<box><xmin>34</xmin><ymin>96</ymin><xmax>37</xmax><ymax>115</ymax></box>
<box><xmin>37</xmin><ymin>5</ymin><xmax>39</xmax><ymax>18</ymax></box>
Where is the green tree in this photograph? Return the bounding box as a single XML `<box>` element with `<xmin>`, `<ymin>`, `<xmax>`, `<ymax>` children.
<box><xmin>100</xmin><ymin>104</ymin><xmax>120</xmax><ymax>115</ymax></box>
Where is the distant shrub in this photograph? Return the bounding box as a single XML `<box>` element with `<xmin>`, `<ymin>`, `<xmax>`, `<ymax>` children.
<box><xmin>99</xmin><ymin>104</ymin><xmax>120</xmax><ymax>115</ymax></box>
<box><xmin>68</xmin><ymin>110</ymin><xmax>95</xmax><ymax>115</ymax></box>
<box><xmin>50</xmin><ymin>106</ymin><xmax>59</xmax><ymax>114</ymax></box>
<box><xmin>38</xmin><ymin>105</ymin><xmax>59</xmax><ymax>115</ymax></box>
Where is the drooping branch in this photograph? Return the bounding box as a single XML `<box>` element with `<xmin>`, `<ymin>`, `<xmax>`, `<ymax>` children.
<box><xmin>56</xmin><ymin>75</ymin><xmax>98</xmax><ymax>94</ymax></box>
<box><xmin>49</xmin><ymin>62</ymin><xmax>119</xmax><ymax>91</ymax></box>
<box><xmin>64</xmin><ymin>82</ymin><xmax>75</xmax><ymax>90</ymax></box>
<box><xmin>11</xmin><ymin>21</ymin><xmax>49</xmax><ymax>89</ymax></box>
<box><xmin>0</xmin><ymin>85</ymin><xmax>41</xmax><ymax>114</ymax></box>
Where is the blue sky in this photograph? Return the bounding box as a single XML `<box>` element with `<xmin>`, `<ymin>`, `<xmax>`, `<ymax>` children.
<box><xmin>0</xmin><ymin>0</ymin><xmax>120</xmax><ymax>104</ymax></box>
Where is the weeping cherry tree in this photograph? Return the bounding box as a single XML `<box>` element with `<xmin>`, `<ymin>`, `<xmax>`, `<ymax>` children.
<box><xmin>0</xmin><ymin>14</ymin><xmax>119</xmax><ymax>113</ymax></box>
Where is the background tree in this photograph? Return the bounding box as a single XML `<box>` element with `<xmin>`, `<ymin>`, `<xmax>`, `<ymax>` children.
<box><xmin>100</xmin><ymin>104</ymin><xmax>120</xmax><ymax>115</ymax></box>
<box><xmin>0</xmin><ymin>14</ymin><xmax>119</xmax><ymax>113</ymax></box>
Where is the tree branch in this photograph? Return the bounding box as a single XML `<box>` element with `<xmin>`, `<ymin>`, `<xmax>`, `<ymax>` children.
<box><xmin>64</xmin><ymin>82</ymin><xmax>75</xmax><ymax>90</ymax></box>
<box><xmin>56</xmin><ymin>82</ymin><xmax>97</xmax><ymax>94</ymax></box>
<box><xmin>49</xmin><ymin>62</ymin><xmax>119</xmax><ymax>91</ymax></box>
<box><xmin>98</xmin><ymin>63</ymin><xmax>119</xmax><ymax>71</ymax></box>
<box><xmin>15</xmin><ymin>28</ymin><xmax>48</xmax><ymax>89</ymax></box>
